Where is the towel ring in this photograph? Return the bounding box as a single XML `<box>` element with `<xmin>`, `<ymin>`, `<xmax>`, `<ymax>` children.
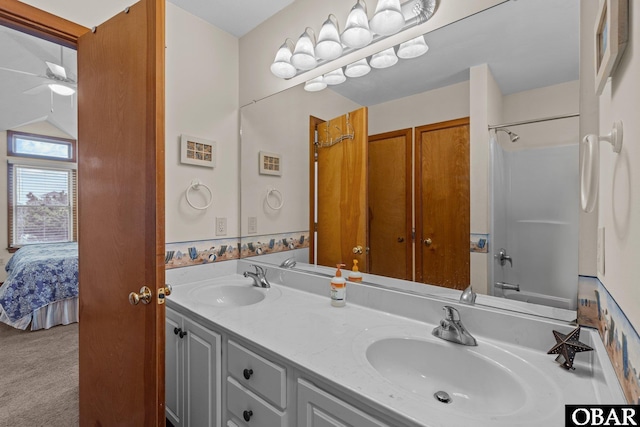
<box><xmin>186</xmin><ymin>179</ymin><xmax>213</xmax><ymax>210</ymax></box>
<box><xmin>266</xmin><ymin>187</ymin><xmax>284</xmax><ymax>210</ymax></box>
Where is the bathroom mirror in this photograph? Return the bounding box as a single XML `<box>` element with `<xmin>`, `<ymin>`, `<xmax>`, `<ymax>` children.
<box><xmin>240</xmin><ymin>0</ymin><xmax>580</xmax><ymax>322</ymax></box>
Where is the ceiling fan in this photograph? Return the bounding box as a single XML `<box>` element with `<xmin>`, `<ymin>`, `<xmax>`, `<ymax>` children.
<box><xmin>0</xmin><ymin>46</ymin><xmax>77</xmax><ymax>96</ymax></box>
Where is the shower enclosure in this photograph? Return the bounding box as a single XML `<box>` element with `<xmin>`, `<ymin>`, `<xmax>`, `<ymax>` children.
<box><xmin>490</xmin><ymin>117</ymin><xmax>579</xmax><ymax>310</ymax></box>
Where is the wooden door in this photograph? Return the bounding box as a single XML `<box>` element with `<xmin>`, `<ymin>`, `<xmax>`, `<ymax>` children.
<box><xmin>415</xmin><ymin>118</ymin><xmax>469</xmax><ymax>289</ymax></box>
<box><xmin>78</xmin><ymin>1</ymin><xmax>166</xmax><ymax>425</ymax></box>
<box><xmin>312</xmin><ymin>107</ymin><xmax>368</xmax><ymax>271</ymax></box>
<box><xmin>368</xmin><ymin>129</ymin><xmax>412</xmax><ymax>280</ymax></box>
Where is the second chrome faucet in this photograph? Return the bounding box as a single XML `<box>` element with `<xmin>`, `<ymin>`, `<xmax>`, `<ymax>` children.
<box><xmin>243</xmin><ymin>264</ymin><xmax>271</xmax><ymax>288</ymax></box>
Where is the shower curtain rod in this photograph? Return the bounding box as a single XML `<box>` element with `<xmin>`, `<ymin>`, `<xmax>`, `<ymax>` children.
<box><xmin>488</xmin><ymin>113</ymin><xmax>580</xmax><ymax>130</ymax></box>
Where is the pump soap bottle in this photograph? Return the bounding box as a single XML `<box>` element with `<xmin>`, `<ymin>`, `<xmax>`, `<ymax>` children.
<box><xmin>348</xmin><ymin>259</ymin><xmax>363</xmax><ymax>283</ymax></box>
<box><xmin>330</xmin><ymin>264</ymin><xmax>347</xmax><ymax>307</ymax></box>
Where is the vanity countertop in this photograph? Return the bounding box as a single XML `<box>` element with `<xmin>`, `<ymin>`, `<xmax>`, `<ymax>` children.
<box><xmin>167</xmin><ymin>272</ymin><xmax>624</xmax><ymax>427</ymax></box>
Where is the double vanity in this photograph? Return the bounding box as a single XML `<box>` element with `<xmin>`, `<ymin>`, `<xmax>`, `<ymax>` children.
<box><xmin>166</xmin><ymin>260</ymin><xmax>624</xmax><ymax>427</ymax></box>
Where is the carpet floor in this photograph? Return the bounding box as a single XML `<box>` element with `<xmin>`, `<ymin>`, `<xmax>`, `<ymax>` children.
<box><xmin>0</xmin><ymin>322</ymin><xmax>78</xmax><ymax>427</ymax></box>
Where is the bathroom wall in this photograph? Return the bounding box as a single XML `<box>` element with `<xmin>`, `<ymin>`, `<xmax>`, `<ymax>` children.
<box><xmin>0</xmin><ymin>121</ymin><xmax>74</xmax><ymax>281</ymax></box>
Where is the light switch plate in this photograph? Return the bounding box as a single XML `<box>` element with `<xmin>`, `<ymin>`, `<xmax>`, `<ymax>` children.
<box><xmin>248</xmin><ymin>217</ymin><xmax>257</xmax><ymax>234</ymax></box>
<box><xmin>597</xmin><ymin>227</ymin><xmax>605</xmax><ymax>275</ymax></box>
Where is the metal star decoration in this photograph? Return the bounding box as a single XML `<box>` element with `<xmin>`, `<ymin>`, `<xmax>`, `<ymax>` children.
<box><xmin>547</xmin><ymin>326</ymin><xmax>593</xmax><ymax>370</ymax></box>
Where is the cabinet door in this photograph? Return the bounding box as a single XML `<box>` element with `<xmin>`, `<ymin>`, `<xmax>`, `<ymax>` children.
<box><xmin>166</xmin><ymin>308</ymin><xmax>184</xmax><ymax>427</ymax></box>
<box><xmin>297</xmin><ymin>379</ymin><xmax>389</xmax><ymax>427</ymax></box>
<box><xmin>184</xmin><ymin>317</ymin><xmax>222</xmax><ymax>427</ymax></box>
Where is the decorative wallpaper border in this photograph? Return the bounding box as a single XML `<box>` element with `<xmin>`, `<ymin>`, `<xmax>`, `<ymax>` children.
<box><xmin>165</xmin><ymin>231</ymin><xmax>310</xmax><ymax>269</ymax></box>
<box><xmin>578</xmin><ymin>276</ymin><xmax>640</xmax><ymax>404</ymax></box>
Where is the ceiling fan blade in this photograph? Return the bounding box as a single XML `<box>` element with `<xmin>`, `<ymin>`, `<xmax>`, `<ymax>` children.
<box><xmin>45</xmin><ymin>61</ymin><xmax>67</xmax><ymax>80</ymax></box>
<box><xmin>23</xmin><ymin>84</ymin><xmax>48</xmax><ymax>95</ymax></box>
<box><xmin>0</xmin><ymin>66</ymin><xmax>40</xmax><ymax>77</ymax></box>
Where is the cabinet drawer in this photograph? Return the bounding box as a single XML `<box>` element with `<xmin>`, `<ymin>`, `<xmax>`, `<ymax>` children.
<box><xmin>227</xmin><ymin>377</ymin><xmax>286</xmax><ymax>427</ymax></box>
<box><xmin>297</xmin><ymin>379</ymin><xmax>389</xmax><ymax>427</ymax></box>
<box><xmin>227</xmin><ymin>340</ymin><xmax>286</xmax><ymax>409</ymax></box>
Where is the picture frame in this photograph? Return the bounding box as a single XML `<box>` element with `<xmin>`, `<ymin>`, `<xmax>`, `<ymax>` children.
<box><xmin>180</xmin><ymin>134</ymin><xmax>216</xmax><ymax>168</ymax></box>
<box><xmin>259</xmin><ymin>151</ymin><xmax>282</xmax><ymax>176</ymax></box>
<box><xmin>594</xmin><ymin>0</ymin><xmax>629</xmax><ymax>95</ymax></box>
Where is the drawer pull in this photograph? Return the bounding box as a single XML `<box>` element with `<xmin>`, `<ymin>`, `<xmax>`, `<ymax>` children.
<box><xmin>243</xmin><ymin>410</ymin><xmax>253</xmax><ymax>422</ymax></box>
<box><xmin>243</xmin><ymin>368</ymin><xmax>254</xmax><ymax>380</ymax></box>
<box><xmin>179</xmin><ymin>330</ymin><xmax>187</xmax><ymax>338</ymax></box>
<box><xmin>174</xmin><ymin>327</ymin><xmax>181</xmax><ymax>335</ymax></box>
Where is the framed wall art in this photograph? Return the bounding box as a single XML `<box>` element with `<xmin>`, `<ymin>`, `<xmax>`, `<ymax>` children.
<box><xmin>180</xmin><ymin>134</ymin><xmax>216</xmax><ymax>168</ymax></box>
<box><xmin>259</xmin><ymin>151</ymin><xmax>282</xmax><ymax>176</ymax></box>
<box><xmin>594</xmin><ymin>0</ymin><xmax>629</xmax><ymax>95</ymax></box>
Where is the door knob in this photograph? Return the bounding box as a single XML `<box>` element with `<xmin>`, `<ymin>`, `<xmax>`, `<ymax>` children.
<box><xmin>424</xmin><ymin>238</ymin><xmax>432</xmax><ymax>247</ymax></box>
<box><xmin>129</xmin><ymin>286</ymin><xmax>152</xmax><ymax>305</ymax></box>
<box><xmin>352</xmin><ymin>246</ymin><xmax>363</xmax><ymax>254</ymax></box>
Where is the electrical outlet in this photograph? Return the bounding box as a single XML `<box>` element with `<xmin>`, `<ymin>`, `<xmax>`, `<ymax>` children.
<box><xmin>248</xmin><ymin>217</ymin><xmax>258</xmax><ymax>234</ymax></box>
<box><xmin>216</xmin><ymin>217</ymin><xmax>227</xmax><ymax>236</ymax></box>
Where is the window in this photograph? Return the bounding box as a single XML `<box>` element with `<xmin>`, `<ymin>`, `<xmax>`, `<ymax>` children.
<box><xmin>7</xmin><ymin>131</ymin><xmax>77</xmax><ymax>250</ymax></box>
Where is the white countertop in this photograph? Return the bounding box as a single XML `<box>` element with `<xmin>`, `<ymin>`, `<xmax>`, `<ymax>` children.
<box><xmin>167</xmin><ymin>270</ymin><xmax>624</xmax><ymax>427</ymax></box>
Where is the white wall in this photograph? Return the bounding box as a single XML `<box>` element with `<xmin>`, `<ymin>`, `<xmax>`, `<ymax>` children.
<box><xmin>165</xmin><ymin>3</ymin><xmax>239</xmax><ymax>243</ymax></box>
<box><xmin>0</xmin><ymin>121</ymin><xmax>74</xmax><ymax>281</ymax></box>
<box><xmin>596</xmin><ymin>2</ymin><xmax>640</xmax><ymax>331</ymax></box>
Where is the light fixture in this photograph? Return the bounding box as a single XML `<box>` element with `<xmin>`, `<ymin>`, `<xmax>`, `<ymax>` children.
<box><xmin>397</xmin><ymin>35</ymin><xmax>429</xmax><ymax>59</ymax></box>
<box><xmin>369</xmin><ymin>0</ymin><xmax>405</xmax><ymax>36</ymax></box>
<box><xmin>270</xmin><ymin>39</ymin><xmax>297</xmax><ymax>78</ymax></box>
<box><xmin>370</xmin><ymin>47</ymin><xmax>398</xmax><ymax>69</ymax></box>
<box><xmin>341</xmin><ymin>0</ymin><xmax>373</xmax><ymax>49</ymax></box>
<box><xmin>304</xmin><ymin>76</ymin><xmax>327</xmax><ymax>92</ymax></box>
<box><xmin>315</xmin><ymin>15</ymin><xmax>343</xmax><ymax>61</ymax></box>
<box><xmin>344</xmin><ymin>58</ymin><xmax>371</xmax><ymax>78</ymax></box>
<box><xmin>48</xmin><ymin>84</ymin><xmax>75</xmax><ymax>96</ymax></box>
<box><xmin>323</xmin><ymin>68</ymin><xmax>346</xmax><ymax>85</ymax></box>
<box><xmin>291</xmin><ymin>27</ymin><xmax>317</xmax><ymax>71</ymax></box>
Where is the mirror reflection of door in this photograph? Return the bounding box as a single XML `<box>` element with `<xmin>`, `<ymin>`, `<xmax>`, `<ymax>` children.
<box><xmin>311</xmin><ymin>107</ymin><xmax>368</xmax><ymax>271</ymax></box>
<box><xmin>416</xmin><ymin>118</ymin><xmax>470</xmax><ymax>289</ymax></box>
<box><xmin>368</xmin><ymin>129</ymin><xmax>412</xmax><ymax>280</ymax></box>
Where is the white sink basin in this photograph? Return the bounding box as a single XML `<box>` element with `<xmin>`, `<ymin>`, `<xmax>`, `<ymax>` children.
<box><xmin>354</xmin><ymin>325</ymin><xmax>561</xmax><ymax>423</ymax></box>
<box><xmin>188</xmin><ymin>285</ymin><xmax>266</xmax><ymax>307</ymax></box>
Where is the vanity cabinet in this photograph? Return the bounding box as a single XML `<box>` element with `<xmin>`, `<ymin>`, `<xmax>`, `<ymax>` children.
<box><xmin>166</xmin><ymin>308</ymin><xmax>222</xmax><ymax>427</ymax></box>
<box><xmin>297</xmin><ymin>379</ymin><xmax>389</xmax><ymax>427</ymax></box>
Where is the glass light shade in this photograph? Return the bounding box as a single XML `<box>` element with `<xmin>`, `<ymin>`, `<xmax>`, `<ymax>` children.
<box><xmin>315</xmin><ymin>15</ymin><xmax>343</xmax><ymax>61</ymax></box>
<box><xmin>370</xmin><ymin>47</ymin><xmax>398</xmax><ymax>69</ymax></box>
<box><xmin>48</xmin><ymin>83</ymin><xmax>75</xmax><ymax>96</ymax></box>
<box><xmin>344</xmin><ymin>58</ymin><xmax>371</xmax><ymax>78</ymax></box>
<box><xmin>291</xmin><ymin>28</ymin><xmax>317</xmax><ymax>71</ymax></box>
<box><xmin>341</xmin><ymin>0</ymin><xmax>373</xmax><ymax>49</ymax></box>
<box><xmin>323</xmin><ymin>68</ymin><xmax>346</xmax><ymax>85</ymax></box>
<box><xmin>397</xmin><ymin>35</ymin><xmax>429</xmax><ymax>59</ymax></box>
<box><xmin>304</xmin><ymin>76</ymin><xmax>327</xmax><ymax>92</ymax></box>
<box><xmin>270</xmin><ymin>39</ymin><xmax>297</xmax><ymax>78</ymax></box>
<box><xmin>369</xmin><ymin>0</ymin><xmax>405</xmax><ymax>36</ymax></box>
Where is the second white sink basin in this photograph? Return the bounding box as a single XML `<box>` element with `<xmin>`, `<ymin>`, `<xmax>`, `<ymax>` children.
<box><xmin>189</xmin><ymin>285</ymin><xmax>266</xmax><ymax>307</ymax></box>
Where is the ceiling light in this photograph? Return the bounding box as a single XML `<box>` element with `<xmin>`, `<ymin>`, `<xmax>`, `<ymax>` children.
<box><xmin>315</xmin><ymin>15</ymin><xmax>343</xmax><ymax>61</ymax></box>
<box><xmin>397</xmin><ymin>35</ymin><xmax>429</xmax><ymax>59</ymax></box>
<box><xmin>323</xmin><ymin>68</ymin><xmax>347</xmax><ymax>85</ymax></box>
<box><xmin>370</xmin><ymin>47</ymin><xmax>398</xmax><ymax>69</ymax></box>
<box><xmin>270</xmin><ymin>39</ymin><xmax>297</xmax><ymax>78</ymax></box>
<box><xmin>304</xmin><ymin>76</ymin><xmax>327</xmax><ymax>92</ymax></box>
<box><xmin>48</xmin><ymin>84</ymin><xmax>75</xmax><ymax>96</ymax></box>
<box><xmin>369</xmin><ymin>0</ymin><xmax>405</xmax><ymax>36</ymax></box>
<box><xmin>345</xmin><ymin>58</ymin><xmax>371</xmax><ymax>78</ymax></box>
<box><xmin>291</xmin><ymin>27</ymin><xmax>317</xmax><ymax>71</ymax></box>
<box><xmin>341</xmin><ymin>0</ymin><xmax>373</xmax><ymax>49</ymax></box>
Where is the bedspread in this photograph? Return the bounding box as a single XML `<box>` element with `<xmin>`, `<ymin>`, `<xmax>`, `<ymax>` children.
<box><xmin>0</xmin><ymin>242</ymin><xmax>78</xmax><ymax>323</ymax></box>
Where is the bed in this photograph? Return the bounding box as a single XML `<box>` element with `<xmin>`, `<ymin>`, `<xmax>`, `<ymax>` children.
<box><xmin>0</xmin><ymin>242</ymin><xmax>78</xmax><ymax>330</ymax></box>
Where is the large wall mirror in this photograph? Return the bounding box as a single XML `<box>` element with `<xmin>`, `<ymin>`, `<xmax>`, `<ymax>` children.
<box><xmin>240</xmin><ymin>0</ymin><xmax>580</xmax><ymax>322</ymax></box>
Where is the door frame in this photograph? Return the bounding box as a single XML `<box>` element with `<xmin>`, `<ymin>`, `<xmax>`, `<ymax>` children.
<box><xmin>308</xmin><ymin>115</ymin><xmax>324</xmax><ymax>264</ymax></box>
<box><xmin>414</xmin><ymin>117</ymin><xmax>470</xmax><ymax>284</ymax></box>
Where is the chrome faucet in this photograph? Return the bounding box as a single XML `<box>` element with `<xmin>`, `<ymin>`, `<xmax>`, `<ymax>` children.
<box><xmin>279</xmin><ymin>257</ymin><xmax>297</xmax><ymax>269</ymax></box>
<box><xmin>243</xmin><ymin>265</ymin><xmax>271</xmax><ymax>288</ymax></box>
<box><xmin>495</xmin><ymin>281</ymin><xmax>520</xmax><ymax>292</ymax></box>
<box><xmin>432</xmin><ymin>306</ymin><xmax>477</xmax><ymax>346</ymax></box>
<box><xmin>459</xmin><ymin>285</ymin><xmax>476</xmax><ymax>305</ymax></box>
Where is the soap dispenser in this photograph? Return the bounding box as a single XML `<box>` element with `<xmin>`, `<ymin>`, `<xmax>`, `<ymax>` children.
<box><xmin>330</xmin><ymin>264</ymin><xmax>347</xmax><ymax>307</ymax></box>
<box><xmin>348</xmin><ymin>259</ymin><xmax>362</xmax><ymax>283</ymax></box>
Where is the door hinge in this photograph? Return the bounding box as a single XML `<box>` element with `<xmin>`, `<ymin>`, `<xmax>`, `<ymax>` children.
<box><xmin>412</xmin><ymin>229</ymin><xmax>416</xmax><ymax>241</ymax></box>
<box><xmin>314</xmin><ymin>222</ymin><xmax>318</xmax><ymax>232</ymax></box>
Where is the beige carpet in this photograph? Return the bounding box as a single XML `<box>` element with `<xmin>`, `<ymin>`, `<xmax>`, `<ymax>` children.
<box><xmin>0</xmin><ymin>322</ymin><xmax>78</xmax><ymax>427</ymax></box>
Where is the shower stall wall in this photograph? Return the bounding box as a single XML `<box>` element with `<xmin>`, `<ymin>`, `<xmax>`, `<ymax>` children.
<box><xmin>490</xmin><ymin>137</ymin><xmax>579</xmax><ymax>310</ymax></box>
